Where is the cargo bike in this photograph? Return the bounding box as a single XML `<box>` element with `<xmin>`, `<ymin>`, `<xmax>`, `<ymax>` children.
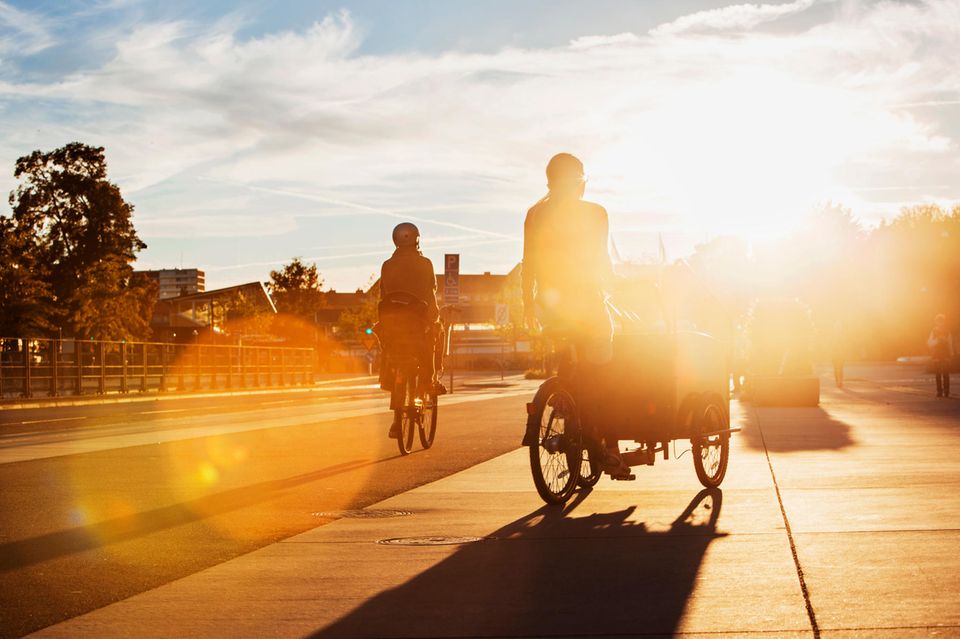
<box><xmin>523</xmin><ymin>265</ymin><xmax>739</xmax><ymax>505</ymax></box>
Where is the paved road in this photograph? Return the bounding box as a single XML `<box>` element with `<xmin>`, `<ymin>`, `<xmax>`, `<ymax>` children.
<box><xmin>0</xmin><ymin>374</ymin><xmax>537</xmax><ymax>638</ymax></box>
<box><xmin>5</xmin><ymin>363</ymin><xmax>960</xmax><ymax>638</ymax></box>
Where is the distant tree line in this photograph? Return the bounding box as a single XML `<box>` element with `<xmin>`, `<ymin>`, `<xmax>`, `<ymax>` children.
<box><xmin>0</xmin><ymin>143</ymin><xmax>156</xmax><ymax>340</ymax></box>
<box><xmin>689</xmin><ymin>203</ymin><xmax>960</xmax><ymax>359</ymax></box>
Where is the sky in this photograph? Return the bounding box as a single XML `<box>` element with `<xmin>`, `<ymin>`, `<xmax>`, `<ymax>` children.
<box><xmin>0</xmin><ymin>0</ymin><xmax>958</xmax><ymax>291</ymax></box>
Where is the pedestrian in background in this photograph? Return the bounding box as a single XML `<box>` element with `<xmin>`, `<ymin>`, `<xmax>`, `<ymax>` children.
<box><xmin>830</xmin><ymin>319</ymin><xmax>848</xmax><ymax>389</ymax></box>
<box><xmin>927</xmin><ymin>313</ymin><xmax>954</xmax><ymax>398</ymax></box>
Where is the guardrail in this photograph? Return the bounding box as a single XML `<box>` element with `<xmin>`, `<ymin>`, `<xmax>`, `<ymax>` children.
<box><xmin>0</xmin><ymin>337</ymin><xmax>315</xmax><ymax>400</ymax></box>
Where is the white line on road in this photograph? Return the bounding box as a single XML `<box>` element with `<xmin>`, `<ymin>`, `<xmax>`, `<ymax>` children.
<box><xmin>138</xmin><ymin>409</ymin><xmax>189</xmax><ymax>415</ymax></box>
<box><xmin>18</xmin><ymin>417</ymin><xmax>88</xmax><ymax>426</ymax></box>
<box><xmin>0</xmin><ymin>388</ymin><xmax>531</xmax><ymax>464</ymax></box>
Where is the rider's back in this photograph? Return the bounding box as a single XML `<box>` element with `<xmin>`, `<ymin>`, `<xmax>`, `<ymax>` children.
<box><xmin>523</xmin><ymin>196</ymin><xmax>613</xmax><ymax>326</ymax></box>
<box><xmin>381</xmin><ymin>246</ymin><xmax>439</xmax><ymax>323</ymax></box>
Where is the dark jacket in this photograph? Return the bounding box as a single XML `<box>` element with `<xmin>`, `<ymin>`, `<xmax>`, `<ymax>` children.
<box><xmin>380</xmin><ymin>246</ymin><xmax>439</xmax><ymax>323</ymax></box>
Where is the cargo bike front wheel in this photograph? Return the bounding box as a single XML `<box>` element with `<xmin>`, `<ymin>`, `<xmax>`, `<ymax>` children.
<box><xmin>528</xmin><ymin>379</ymin><xmax>583</xmax><ymax>505</ymax></box>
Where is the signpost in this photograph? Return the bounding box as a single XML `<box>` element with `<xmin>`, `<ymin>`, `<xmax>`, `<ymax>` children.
<box><xmin>361</xmin><ymin>328</ymin><xmax>377</xmax><ymax>375</ymax></box>
<box><xmin>444</xmin><ymin>254</ymin><xmax>459</xmax><ymax>392</ymax></box>
<box><xmin>443</xmin><ymin>254</ymin><xmax>460</xmax><ymax>305</ymax></box>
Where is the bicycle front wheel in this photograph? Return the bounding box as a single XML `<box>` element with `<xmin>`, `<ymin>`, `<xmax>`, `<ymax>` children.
<box><xmin>529</xmin><ymin>380</ymin><xmax>582</xmax><ymax>505</ymax></box>
<box><xmin>419</xmin><ymin>393</ymin><xmax>438</xmax><ymax>449</ymax></box>
<box><xmin>397</xmin><ymin>375</ymin><xmax>416</xmax><ymax>456</ymax></box>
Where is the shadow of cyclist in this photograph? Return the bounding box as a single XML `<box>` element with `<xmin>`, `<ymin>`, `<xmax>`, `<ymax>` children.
<box><xmin>312</xmin><ymin>489</ymin><xmax>724</xmax><ymax>638</ymax></box>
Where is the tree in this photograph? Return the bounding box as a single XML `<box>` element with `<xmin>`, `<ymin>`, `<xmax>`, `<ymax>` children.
<box><xmin>0</xmin><ymin>217</ymin><xmax>55</xmax><ymax>336</ymax></box>
<box><xmin>267</xmin><ymin>258</ymin><xmax>325</xmax><ymax>320</ymax></box>
<box><xmin>5</xmin><ymin>142</ymin><xmax>155</xmax><ymax>339</ymax></box>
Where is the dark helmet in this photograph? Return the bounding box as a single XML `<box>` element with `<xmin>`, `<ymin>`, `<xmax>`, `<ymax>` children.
<box><xmin>392</xmin><ymin>222</ymin><xmax>420</xmax><ymax>248</ymax></box>
<box><xmin>546</xmin><ymin>153</ymin><xmax>585</xmax><ymax>191</ymax></box>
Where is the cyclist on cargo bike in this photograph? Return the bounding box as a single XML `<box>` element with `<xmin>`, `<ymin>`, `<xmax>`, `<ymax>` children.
<box><xmin>521</xmin><ymin>153</ymin><xmax>631</xmax><ymax>479</ymax></box>
<box><xmin>521</xmin><ymin>154</ymin><xmax>736</xmax><ymax>505</ymax></box>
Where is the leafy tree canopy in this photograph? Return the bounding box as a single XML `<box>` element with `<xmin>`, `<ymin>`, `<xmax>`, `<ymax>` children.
<box><xmin>267</xmin><ymin>257</ymin><xmax>325</xmax><ymax>319</ymax></box>
<box><xmin>3</xmin><ymin>142</ymin><xmax>155</xmax><ymax>340</ymax></box>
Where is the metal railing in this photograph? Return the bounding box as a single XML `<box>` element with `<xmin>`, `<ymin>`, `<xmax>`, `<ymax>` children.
<box><xmin>0</xmin><ymin>337</ymin><xmax>315</xmax><ymax>400</ymax></box>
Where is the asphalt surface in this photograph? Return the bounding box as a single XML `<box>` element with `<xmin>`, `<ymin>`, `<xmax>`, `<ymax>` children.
<box><xmin>4</xmin><ymin>363</ymin><xmax>960</xmax><ymax>638</ymax></box>
<box><xmin>0</xmin><ymin>374</ymin><xmax>536</xmax><ymax>638</ymax></box>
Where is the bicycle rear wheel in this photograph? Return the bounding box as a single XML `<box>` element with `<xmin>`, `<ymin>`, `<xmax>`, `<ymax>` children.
<box><xmin>529</xmin><ymin>380</ymin><xmax>582</xmax><ymax>505</ymax></box>
<box><xmin>692</xmin><ymin>399</ymin><xmax>729</xmax><ymax>487</ymax></box>
<box><xmin>396</xmin><ymin>374</ymin><xmax>416</xmax><ymax>456</ymax></box>
<box><xmin>419</xmin><ymin>393</ymin><xmax>438</xmax><ymax>449</ymax></box>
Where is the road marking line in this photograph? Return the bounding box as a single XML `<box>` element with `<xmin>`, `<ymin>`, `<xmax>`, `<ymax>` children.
<box><xmin>260</xmin><ymin>399</ymin><xmax>299</xmax><ymax>406</ymax></box>
<box><xmin>18</xmin><ymin>417</ymin><xmax>87</xmax><ymax>426</ymax></box>
<box><xmin>138</xmin><ymin>409</ymin><xmax>189</xmax><ymax>415</ymax></box>
<box><xmin>0</xmin><ymin>388</ymin><xmax>531</xmax><ymax>464</ymax></box>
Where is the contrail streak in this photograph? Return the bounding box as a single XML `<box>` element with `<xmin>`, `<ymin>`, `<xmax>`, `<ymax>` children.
<box><xmin>204</xmin><ymin>178</ymin><xmax>515</xmax><ymax>240</ymax></box>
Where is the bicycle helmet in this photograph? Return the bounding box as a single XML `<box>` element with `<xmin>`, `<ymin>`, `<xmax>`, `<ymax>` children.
<box><xmin>392</xmin><ymin>222</ymin><xmax>420</xmax><ymax>248</ymax></box>
<box><xmin>546</xmin><ymin>153</ymin><xmax>585</xmax><ymax>191</ymax></box>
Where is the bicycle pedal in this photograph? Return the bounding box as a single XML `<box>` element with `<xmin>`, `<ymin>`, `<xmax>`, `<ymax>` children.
<box><xmin>610</xmin><ymin>473</ymin><xmax>636</xmax><ymax>481</ymax></box>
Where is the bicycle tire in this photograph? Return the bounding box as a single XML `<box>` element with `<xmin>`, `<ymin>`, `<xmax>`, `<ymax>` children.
<box><xmin>419</xmin><ymin>393</ymin><xmax>438</xmax><ymax>449</ymax></box>
<box><xmin>528</xmin><ymin>379</ymin><xmax>582</xmax><ymax>505</ymax></box>
<box><xmin>692</xmin><ymin>399</ymin><xmax>729</xmax><ymax>488</ymax></box>
<box><xmin>397</xmin><ymin>374</ymin><xmax>416</xmax><ymax>456</ymax></box>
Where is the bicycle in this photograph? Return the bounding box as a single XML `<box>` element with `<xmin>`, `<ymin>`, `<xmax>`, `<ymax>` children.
<box><xmin>389</xmin><ymin>349</ymin><xmax>438</xmax><ymax>455</ymax></box>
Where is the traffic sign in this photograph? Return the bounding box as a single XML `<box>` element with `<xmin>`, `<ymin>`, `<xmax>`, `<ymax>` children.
<box><xmin>360</xmin><ymin>334</ymin><xmax>378</xmax><ymax>351</ymax></box>
<box><xmin>444</xmin><ymin>253</ymin><xmax>460</xmax><ymax>305</ymax></box>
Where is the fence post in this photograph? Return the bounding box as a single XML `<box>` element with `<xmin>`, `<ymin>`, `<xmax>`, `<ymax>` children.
<box><xmin>225</xmin><ymin>347</ymin><xmax>232</xmax><ymax>389</ymax></box>
<box><xmin>239</xmin><ymin>346</ymin><xmax>246</xmax><ymax>388</ymax></box>
<box><xmin>177</xmin><ymin>345</ymin><xmax>185</xmax><ymax>391</ymax></box>
<box><xmin>120</xmin><ymin>342</ymin><xmax>128</xmax><ymax>393</ymax></box>
<box><xmin>98</xmin><ymin>342</ymin><xmax>106</xmax><ymax>395</ymax></box>
<box><xmin>279</xmin><ymin>348</ymin><xmax>286</xmax><ymax>386</ymax></box>
<box><xmin>141</xmin><ymin>343</ymin><xmax>148</xmax><ymax>392</ymax></box>
<box><xmin>210</xmin><ymin>346</ymin><xmax>218</xmax><ymax>390</ymax></box>
<box><xmin>22</xmin><ymin>341</ymin><xmax>32</xmax><ymax>398</ymax></box>
<box><xmin>0</xmin><ymin>339</ymin><xmax>5</xmax><ymax>398</ymax></box>
<box><xmin>195</xmin><ymin>345</ymin><xmax>202</xmax><ymax>391</ymax></box>
<box><xmin>253</xmin><ymin>348</ymin><xmax>260</xmax><ymax>387</ymax></box>
<box><xmin>76</xmin><ymin>343</ymin><xmax>83</xmax><ymax>395</ymax></box>
<box><xmin>51</xmin><ymin>339</ymin><xmax>59</xmax><ymax>397</ymax></box>
<box><xmin>159</xmin><ymin>345</ymin><xmax>167</xmax><ymax>391</ymax></box>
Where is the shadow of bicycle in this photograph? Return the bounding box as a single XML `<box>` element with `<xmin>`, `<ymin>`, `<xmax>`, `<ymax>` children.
<box><xmin>313</xmin><ymin>488</ymin><xmax>724</xmax><ymax>638</ymax></box>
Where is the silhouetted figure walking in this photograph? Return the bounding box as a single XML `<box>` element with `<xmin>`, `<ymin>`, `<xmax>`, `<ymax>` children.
<box><xmin>830</xmin><ymin>319</ymin><xmax>848</xmax><ymax>389</ymax></box>
<box><xmin>927</xmin><ymin>314</ymin><xmax>954</xmax><ymax>398</ymax></box>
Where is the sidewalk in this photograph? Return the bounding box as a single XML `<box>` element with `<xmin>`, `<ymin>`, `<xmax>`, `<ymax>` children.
<box><xmin>29</xmin><ymin>400</ymin><xmax>807</xmax><ymax>638</ymax></box>
<box><xmin>29</xmin><ymin>387</ymin><xmax>960</xmax><ymax>638</ymax></box>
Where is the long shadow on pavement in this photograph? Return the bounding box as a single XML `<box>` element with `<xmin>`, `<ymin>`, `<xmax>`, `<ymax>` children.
<box><xmin>313</xmin><ymin>488</ymin><xmax>724</xmax><ymax>638</ymax></box>
<box><xmin>0</xmin><ymin>458</ymin><xmax>379</xmax><ymax>573</ymax></box>
<box><xmin>740</xmin><ymin>405</ymin><xmax>855</xmax><ymax>452</ymax></box>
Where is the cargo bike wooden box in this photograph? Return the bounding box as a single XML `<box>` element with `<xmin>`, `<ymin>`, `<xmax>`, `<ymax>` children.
<box><xmin>523</xmin><ymin>264</ymin><xmax>738</xmax><ymax>505</ymax></box>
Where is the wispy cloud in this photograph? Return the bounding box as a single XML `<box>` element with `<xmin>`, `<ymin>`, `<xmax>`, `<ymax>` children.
<box><xmin>649</xmin><ymin>0</ymin><xmax>820</xmax><ymax>36</ymax></box>
<box><xmin>0</xmin><ymin>0</ymin><xmax>54</xmax><ymax>57</ymax></box>
<box><xmin>0</xmin><ymin>1</ymin><xmax>958</xmax><ymax>288</ymax></box>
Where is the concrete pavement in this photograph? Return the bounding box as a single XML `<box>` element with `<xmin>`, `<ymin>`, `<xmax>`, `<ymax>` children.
<box><xmin>26</xmin><ymin>363</ymin><xmax>960</xmax><ymax>638</ymax></box>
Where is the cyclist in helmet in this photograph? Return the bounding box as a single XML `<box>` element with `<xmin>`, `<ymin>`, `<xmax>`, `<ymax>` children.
<box><xmin>379</xmin><ymin>222</ymin><xmax>446</xmax><ymax>437</ymax></box>
<box><xmin>522</xmin><ymin>153</ymin><xmax>628</xmax><ymax>476</ymax></box>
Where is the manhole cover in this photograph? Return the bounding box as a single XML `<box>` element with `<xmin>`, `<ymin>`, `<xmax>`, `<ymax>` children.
<box><xmin>312</xmin><ymin>509</ymin><xmax>411</xmax><ymax>519</ymax></box>
<box><xmin>378</xmin><ymin>535</ymin><xmax>489</xmax><ymax>546</ymax></box>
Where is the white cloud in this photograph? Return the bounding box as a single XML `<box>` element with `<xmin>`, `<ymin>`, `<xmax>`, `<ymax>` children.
<box><xmin>649</xmin><ymin>0</ymin><xmax>820</xmax><ymax>36</ymax></box>
<box><xmin>0</xmin><ymin>2</ymin><xmax>958</xmax><ymax>287</ymax></box>
<box><xmin>0</xmin><ymin>0</ymin><xmax>54</xmax><ymax>56</ymax></box>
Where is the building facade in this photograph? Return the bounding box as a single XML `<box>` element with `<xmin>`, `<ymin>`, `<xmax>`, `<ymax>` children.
<box><xmin>136</xmin><ymin>269</ymin><xmax>206</xmax><ymax>300</ymax></box>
